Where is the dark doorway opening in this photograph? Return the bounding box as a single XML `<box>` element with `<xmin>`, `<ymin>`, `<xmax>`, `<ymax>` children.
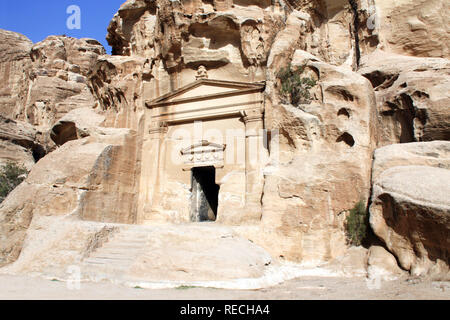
<box><xmin>191</xmin><ymin>166</ymin><xmax>219</xmax><ymax>222</ymax></box>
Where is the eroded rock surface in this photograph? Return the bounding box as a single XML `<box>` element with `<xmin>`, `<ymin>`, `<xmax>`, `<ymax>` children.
<box><xmin>0</xmin><ymin>129</ymin><xmax>139</xmax><ymax>267</ymax></box>
<box><xmin>23</xmin><ymin>36</ymin><xmax>105</xmax><ymax>131</ymax></box>
<box><xmin>363</xmin><ymin>0</ymin><xmax>450</xmax><ymax>59</ymax></box>
<box><xmin>370</xmin><ymin>142</ymin><xmax>450</xmax><ymax>278</ymax></box>
<box><xmin>257</xmin><ymin>48</ymin><xmax>377</xmax><ymax>263</ymax></box>
<box><xmin>0</xmin><ymin>29</ymin><xmax>33</xmax><ymax>119</ymax></box>
<box><xmin>360</xmin><ymin>52</ymin><xmax>450</xmax><ymax>145</ymax></box>
<box><xmin>367</xmin><ymin>245</ymin><xmax>406</xmax><ymax>281</ymax></box>
<box><xmin>0</xmin><ymin>116</ymin><xmax>45</xmax><ymax>169</ymax></box>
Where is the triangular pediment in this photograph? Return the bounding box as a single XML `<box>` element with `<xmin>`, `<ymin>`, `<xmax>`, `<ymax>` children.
<box><xmin>146</xmin><ymin>79</ymin><xmax>265</xmax><ymax>108</ymax></box>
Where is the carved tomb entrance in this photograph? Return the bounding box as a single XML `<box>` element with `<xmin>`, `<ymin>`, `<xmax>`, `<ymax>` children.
<box><xmin>190</xmin><ymin>166</ymin><xmax>220</xmax><ymax>222</ymax></box>
<box><xmin>139</xmin><ymin>78</ymin><xmax>267</xmax><ymax>224</ymax></box>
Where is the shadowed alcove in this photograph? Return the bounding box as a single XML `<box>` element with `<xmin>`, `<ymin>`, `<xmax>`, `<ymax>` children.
<box><xmin>191</xmin><ymin>166</ymin><xmax>220</xmax><ymax>222</ymax></box>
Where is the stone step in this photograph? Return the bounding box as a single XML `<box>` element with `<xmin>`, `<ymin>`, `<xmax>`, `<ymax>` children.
<box><xmin>86</xmin><ymin>256</ymin><xmax>136</xmax><ymax>262</ymax></box>
<box><xmin>85</xmin><ymin>255</ymin><xmax>136</xmax><ymax>261</ymax></box>
<box><xmin>107</xmin><ymin>239</ymin><xmax>149</xmax><ymax>245</ymax></box>
<box><xmin>114</xmin><ymin>230</ymin><xmax>151</xmax><ymax>235</ymax></box>
<box><xmin>80</xmin><ymin>267</ymin><xmax>130</xmax><ymax>278</ymax></box>
<box><xmin>92</xmin><ymin>248</ymin><xmax>143</xmax><ymax>255</ymax></box>
<box><xmin>85</xmin><ymin>257</ymin><xmax>137</xmax><ymax>264</ymax></box>
<box><xmin>81</xmin><ymin>271</ymin><xmax>131</xmax><ymax>282</ymax></box>
<box><xmin>110</xmin><ymin>234</ymin><xmax>150</xmax><ymax>240</ymax></box>
<box><xmin>81</xmin><ymin>263</ymin><xmax>132</xmax><ymax>271</ymax></box>
<box><xmin>79</xmin><ymin>227</ymin><xmax>155</xmax><ymax>277</ymax></box>
<box><xmin>103</xmin><ymin>238</ymin><xmax>147</xmax><ymax>243</ymax></box>
<box><xmin>114</xmin><ymin>229</ymin><xmax>152</xmax><ymax>236</ymax></box>
<box><xmin>83</xmin><ymin>260</ymin><xmax>134</xmax><ymax>268</ymax></box>
<box><xmin>97</xmin><ymin>243</ymin><xmax>146</xmax><ymax>253</ymax></box>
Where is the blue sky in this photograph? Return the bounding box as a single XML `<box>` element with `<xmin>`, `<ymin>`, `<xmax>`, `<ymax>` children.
<box><xmin>0</xmin><ymin>1</ymin><xmax>126</xmax><ymax>54</ymax></box>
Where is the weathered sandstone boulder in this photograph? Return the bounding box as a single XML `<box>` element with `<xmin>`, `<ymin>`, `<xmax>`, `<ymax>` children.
<box><xmin>360</xmin><ymin>51</ymin><xmax>450</xmax><ymax>146</ymax></box>
<box><xmin>0</xmin><ymin>30</ymin><xmax>115</xmax><ymax>192</ymax></box>
<box><xmin>252</xmin><ymin>48</ymin><xmax>377</xmax><ymax>263</ymax></box>
<box><xmin>326</xmin><ymin>245</ymin><xmax>406</xmax><ymax>280</ymax></box>
<box><xmin>326</xmin><ymin>246</ymin><xmax>369</xmax><ymax>277</ymax></box>
<box><xmin>106</xmin><ymin>0</ymin><xmax>290</xmax><ymax>101</ymax></box>
<box><xmin>0</xmin><ymin>129</ymin><xmax>140</xmax><ymax>267</ymax></box>
<box><xmin>50</xmin><ymin>107</ymin><xmax>106</xmax><ymax>146</ymax></box>
<box><xmin>371</xmin><ymin>141</ymin><xmax>450</xmax><ymax>180</ymax></box>
<box><xmin>107</xmin><ymin>0</ymin><xmax>372</xmax><ymax>70</ymax></box>
<box><xmin>0</xmin><ymin>217</ymin><xmax>119</xmax><ymax>276</ymax></box>
<box><xmin>358</xmin><ymin>0</ymin><xmax>449</xmax><ymax>59</ymax></box>
<box><xmin>107</xmin><ymin>0</ymin><xmax>285</xmax><ymax>66</ymax></box>
<box><xmin>289</xmin><ymin>0</ymin><xmax>360</xmax><ymax>67</ymax></box>
<box><xmin>0</xmin><ymin>116</ymin><xmax>46</xmax><ymax>169</ymax></box>
<box><xmin>0</xmin><ymin>29</ymin><xmax>32</xmax><ymax>119</ymax></box>
<box><xmin>367</xmin><ymin>245</ymin><xmax>406</xmax><ymax>281</ymax></box>
<box><xmin>20</xmin><ymin>36</ymin><xmax>105</xmax><ymax>131</ymax></box>
<box><xmin>30</xmin><ymin>36</ymin><xmax>105</xmax><ymax>76</ymax></box>
<box><xmin>370</xmin><ymin>144</ymin><xmax>450</xmax><ymax>278</ymax></box>
<box><xmin>266</xmin><ymin>10</ymin><xmax>311</xmax><ymax>72</ymax></box>
<box><xmin>128</xmin><ymin>224</ymin><xmax>272</xmax><ymax>282</ymax></box>
<box><xmin>89</xmin><ymin>55</ymin><xmax>146</xmax><ymax>130</ymax></box>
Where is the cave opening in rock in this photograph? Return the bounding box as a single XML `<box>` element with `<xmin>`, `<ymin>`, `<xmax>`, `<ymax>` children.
<box><xmin>191</xmin><ymin>166</ymin><xmax>219</xmax><ymax>222</ymax></box>
<box><xmin>50</xmin><ymin>121</ymin><xmax>77</xmax><ymax>146</ymax></box>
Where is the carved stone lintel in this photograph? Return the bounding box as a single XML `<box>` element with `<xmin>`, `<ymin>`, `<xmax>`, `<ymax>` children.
<box><xmin>180</xmin><ymin>140</ymin><xmax>226</xmax><ymax>155</ymax></box>
<box><xmin>149</xmin><ymin>121</ymin><xmax>168</xmax><ymax>134</ymax></box>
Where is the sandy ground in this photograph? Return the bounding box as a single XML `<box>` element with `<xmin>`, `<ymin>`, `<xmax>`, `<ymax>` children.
<box><xmin>0</xmin><ymin>274</ymin><xmax>449</xmax><ymax>300</ymax></box>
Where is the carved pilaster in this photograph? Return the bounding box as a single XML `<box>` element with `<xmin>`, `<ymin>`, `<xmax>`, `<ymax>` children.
<box><xmin>145</xmin><ymin>120</ymin><xmax>169</xmax><ymax>221</ymax></box>
<box><xmin>241</xmin><ymin>108</ymin><xmax>267</xmax><ymax>220</ymax></box>
<box><xmin>241</xmin><ymin>108</ymin><xmax>264</xmax><ymax>136</ymax></box>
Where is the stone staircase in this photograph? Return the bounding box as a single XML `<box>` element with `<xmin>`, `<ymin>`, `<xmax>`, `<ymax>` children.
<box><xmin>65</xmin><ymin>223</ymin><xmax>275</xmax><ymax>287</ymax></box>
<box><xmin>80</xmin><ymin>226</ymin><xmax>151</xmax><ymax>281</ymax></box>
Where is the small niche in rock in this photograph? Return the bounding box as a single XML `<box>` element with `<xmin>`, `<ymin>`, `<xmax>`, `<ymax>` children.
<box><xmin>32</xmin><ymin>144</ymin><xmax>46</xmax><ymax>162</ymax></box>
<box><xmin>232</xmin><ymin>0</ymin><xmax>271</xmax><ymax>9</ymax></box>
<box><xmin>326</xmin><ymin>86</ymin><xmax>355</xmax><ymax>102</ymax></box>
<box><xmin>363</xmin><ymin>71</ymin><xmax>398</xmax><ymax>90</ymax></box>
<box><xmin>338</xmin><ymin>108</ymin><xmax>351</xmax><ymax>118</ymax></box>
<box><xmin>336</xmin><ymin>132</ymin><xmax>355</xmax><ymax>147</ymax></box>
<box><xmin>50</xmin><ymin>121</ymin><xmax>78</xmax><ymax>146</ymax></box>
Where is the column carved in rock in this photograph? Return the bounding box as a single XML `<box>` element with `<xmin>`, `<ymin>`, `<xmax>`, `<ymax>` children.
<box><xmin>145</xmin><ymin>121</ymin><xmax>168</xmax><ymax>220</ymax></box>
<box><xmin>241</xmin><ymin>108</ymin><xmax>268</xmax><ymax>221</ymax></box>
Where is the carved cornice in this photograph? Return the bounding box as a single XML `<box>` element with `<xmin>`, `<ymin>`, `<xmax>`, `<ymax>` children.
<box><xmin>160</xmin><ymin>101</ymin><xmax>264</xmax><ymax>118</ymax></box>
<box><xmin>145</xmin><ymin>79</ymin><xmax>265</xmax><ymax>108</ymax></box>
<box><xmin>149</xmin><ymin>121</ymin><xmax>168</xmax><ymax>134</ymax></box>
<box><xmin>241</xmin><ymin>108</ymin><xmax>264</xmax><ymax>124</ymax></box>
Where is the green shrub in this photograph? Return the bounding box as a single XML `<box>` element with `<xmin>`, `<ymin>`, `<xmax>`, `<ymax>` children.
<box><xmin>277</xmin><ymin>63</ymin><xmax>317</xmax><ymax>106</ymax></box>
<box><xmin>0</xmin><ymin>161</ymin><xmax>28</xmax><ymax>203</ymax></box>
<box><xmin>176</xmin><ymin>285</ymin><xmax>198</xmax><ymax>290</ymax></box>
<box><xmin>345</xmin><ymin>200</ymin><xmax>368</xmax><ymax>246</ymax></box>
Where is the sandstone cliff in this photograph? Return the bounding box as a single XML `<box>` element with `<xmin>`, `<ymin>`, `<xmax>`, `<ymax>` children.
<box><xmin>0</xmin><ymin>0</ymin><xmax>448</xmax><ymax>282</ymax></box>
